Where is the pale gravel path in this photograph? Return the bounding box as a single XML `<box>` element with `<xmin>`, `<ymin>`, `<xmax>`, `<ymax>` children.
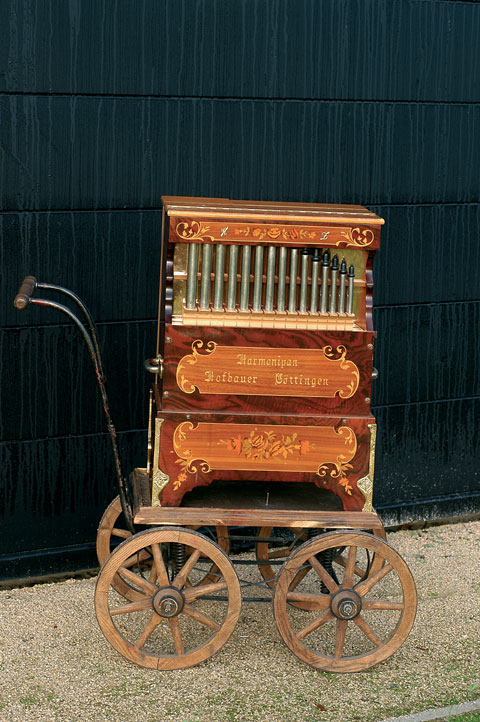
<box><xmin>0</xmin><ymin>520</ymin><xmax>479</xmax><ymax>722</ymax></box>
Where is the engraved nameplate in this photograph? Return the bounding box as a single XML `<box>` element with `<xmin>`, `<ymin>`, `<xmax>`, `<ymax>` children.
<box><xmin>176</xmin><ymin>341</ymin><xmax>360</xmax><ymax>398</ymax></box>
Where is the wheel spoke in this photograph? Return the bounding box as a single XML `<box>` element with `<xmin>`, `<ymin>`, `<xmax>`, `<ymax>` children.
<box><xmin>335</xmin><ymin>619</ymin><xmax>348</xmax><ymax>659</ymax></box>
<box><xmin>173</xmin><ymin>549</ymin><xmax>202</xmax><ymax>589</ymax></box>
<box><xmin>288</xmin><ymin>564</ymin><xmax>311</xmax><ymax>589</ymax></box>
<box><xmin>308</xmin><ymin>555</ymin><xmax>339</xmax><ymax>593</ymax></box>
<box><xmin>286</xmin><ymin>591</ymin><xmax>330</xmax><ymax>608</ymax></box>
<box><xmin>110</xmin><ymin>598</ymin><xmax>153</xmax><ymax>616</ymax></box>
<box><xmin>355</xmin><ymin>562</ymin><xmax>393</xmax><ymax>597</ymax></box>
<box><xmin>297</xmin><ymin>609</ymin><xmax>334</xmax><ymax>640</ymax></box>
<box><xmin>118</xmin><ymin>565</ymin><xmax>157</xmax><ymax>595</ymax></box>
<box><xmin>362</xmin><ymin>599</ymin><xmax>404</xmax><ymax>611</ymax></box>
<box><xmin>151</xmin><ymin>543</ymin><xmax>170</xmax><ymax>587</ymax></box>
<box><xmin>334</xmin><ymin>553</ymin><xmax>366</xmax><ymax>579</ymax></box>
<box><xmin>111</xmin><ymin>527</ymin><xmax>131</xmax><ymax>539</ymax></box>
<box><xmin>122</xmin><ymin>550</ymin><xmax>152</xmax><ymax>570</ymax></box>
<box><xmin>183</xmin><ymin>580</ymin><xmax>228</xmax><ymax>602</ymax></box>
<box><xmin>343</xmin><ymin>546</ymin><xmax>357</xmax><ymax>589</ymax></box>
<box><xmin>182</xmin><ymin>603</ymin><xmax>221</xmax><ymax>631</ymax></box>
<box><xmin>353</xmin><ymin>614</ymin><xmax>382</xmax><ymax>647</ymax></box>
<box><xmin>268</xmin><ymin>547</ymin><xmax>291</xmax><ymax>561</ymax></box>
<box><xmin>134</xmin><ymin>612</ymin><xmax>163</xmax><ymax>650</ymax></box>
<box><xmin>168</xmin><ymin>617</ymin><xmax>184</xmax><ymax>655</ymax></box>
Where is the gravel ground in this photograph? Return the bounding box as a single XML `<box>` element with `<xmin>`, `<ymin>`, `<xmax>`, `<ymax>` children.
<box><xmin>1</xmin><ymin>520</ymin><xmax>479</xmax><ymax>722</ymax></box>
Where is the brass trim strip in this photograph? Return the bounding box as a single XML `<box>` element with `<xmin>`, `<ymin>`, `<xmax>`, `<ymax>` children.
<box><xmin>152</xmin><ymin>417</ymin><xmax>170</xmax><ymax>507</ymax></box>
<box><xmin>357</xmin><ymin>423</ymin><xmax>376</xmax><ymax>512</ymax></box>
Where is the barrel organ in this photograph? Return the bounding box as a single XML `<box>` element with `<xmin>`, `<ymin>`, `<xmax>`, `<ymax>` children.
<box><xmin>149</xmin><ymin>197</ymin><xmax>384</xmax><ymax>511</ymax></box>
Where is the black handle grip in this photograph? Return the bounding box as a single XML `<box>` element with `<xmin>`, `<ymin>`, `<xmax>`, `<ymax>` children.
<box><xmin>14</xmin><ymin>276</ymin><xmax>37</xmax><ymax>309</ymax></box>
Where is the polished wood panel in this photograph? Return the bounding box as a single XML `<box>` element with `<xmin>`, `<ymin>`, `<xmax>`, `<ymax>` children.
<box><xmin>152</xmin><ymin>411</ymin><xmax>375</xmax><ymax>511</ymax></box>
<box><xmin>162</xmin><ymin>326</ymin><xmax>374</xmax><ymax>416</ymax></box>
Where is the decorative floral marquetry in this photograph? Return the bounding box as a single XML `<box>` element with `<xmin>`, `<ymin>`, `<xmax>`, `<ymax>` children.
<box><xmin>172</xmin><ymin>218</ymin><xmax>377</xmax><ymax>248</ymax></box>
<box><xmin>340</xmin><ymin>227</ymin><xmax>375</xmax><ymax>247</ymax></box>
<box><xmin>219</xmin><ymin>430</ymin><xmax>313</xmax><ymax>462</ymax></box>
<box><xmin>175</xmin><ymin>220</ymin><xmax>214</xmax><ymax>242</ymax></box>
<box><xmin>171</xmin><ymin>421</ymin><xmax>357</xmax><ymax>492</ymax></box>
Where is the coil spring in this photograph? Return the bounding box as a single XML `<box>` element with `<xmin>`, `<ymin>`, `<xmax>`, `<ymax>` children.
<box><xmin>306</xmin><ymin>529</ymin><xmax>339</xmax><ymax>594</ymax></box>
<box><xmin>170</xmin><ymin>542</ymin><xmax>188</xmax><ymax>578</ymax></box>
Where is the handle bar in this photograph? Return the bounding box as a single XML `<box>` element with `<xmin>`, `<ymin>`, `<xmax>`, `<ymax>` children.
<box><xmin>14</xmin><ymin>276</ymin><xmax>37</xmax><ymax>309</ymax></box>
<box><xmin>12</xmin><ymin>275</ymin><xmax>135</xmax><ymax>533</ymax></box>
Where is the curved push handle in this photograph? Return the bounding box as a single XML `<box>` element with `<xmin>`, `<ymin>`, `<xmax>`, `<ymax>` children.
<box><xmin>14</xmin><ymin>276</ymin><xmax>37</xmax><ymax>309</ymax></box>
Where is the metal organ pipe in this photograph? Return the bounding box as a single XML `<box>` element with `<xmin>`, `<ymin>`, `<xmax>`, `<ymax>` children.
<box><xmin>199</xmin><ymin>244</ymin><xmax>212</xmax><ymax>309</ymax></box>
<box><xmin>299</xmin><ymin>248</ymin><xmax>309</xmax><ymax>313</ymax></box>
<box><xmin>213</xmin><ymin>244</ymin><xmax>226</xmax><ymax>310</ymax></box>
<box><xmin>329</xmin><ymin>254</ymin><xmax>339</xmax><ymax>313</ymax></box>
<box><xmin>276</xmin><ymin>246</ymin><xmax>287</xmax><ymax>312</ymax></box>
<box><xmin>310</xmin><ymin>248</ymin><xmax>321</xmax><ymax>313</ymax></box>
<box><xmin>186</xmin><ymin>243</ymin><xmax>199</xmax><ymax>309</ymax></box>
<box><xmin>288</xmin><ymin>249</ymin><xmax>299</xmax><ymax>312</ymax></box>
<box><xmin>265</xmin><ymin>246</ymin><xmax>276</xmax><ymax>312</ymax></box>
<box><xmin>252</xmin><ymin>245</ymin><xmax>264</xmax><ymax>311</ymax></box>
<box><xmin>226</xmin><ymin>245</ymin><xmax>239</xmax><ymax>310</ymax></box>
<box><xmin>239</xmin><ymin>246</ymin><xmax>251</xmax><ymax>311</ymax></box>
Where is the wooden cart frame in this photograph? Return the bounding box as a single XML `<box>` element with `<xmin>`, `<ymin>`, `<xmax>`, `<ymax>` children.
<box><xmin>14</xmin><ymin>206</ymin><xmax>417</xmax><ymax>673</ymax></box>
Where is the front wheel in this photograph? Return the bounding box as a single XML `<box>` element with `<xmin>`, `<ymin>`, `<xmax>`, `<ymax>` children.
<box><xmin>273</xmin><ymin>531</ymin><xmax>416</xmax><ymax>672</ymax></box>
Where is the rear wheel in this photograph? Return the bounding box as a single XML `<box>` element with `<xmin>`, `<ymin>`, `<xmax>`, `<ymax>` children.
<box><xmin>95</xmin><ymin>527</ymin><xmax>241</xmax><ymax>670</ymax></box>
<box><xmin>96</xmin><ymin>496</ymin><xmax>230</xmax><ymax>599</ymax></box>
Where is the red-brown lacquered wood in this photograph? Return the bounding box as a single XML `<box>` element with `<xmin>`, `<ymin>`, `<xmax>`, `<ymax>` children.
<box><xmin>95</xmin><ymin>527</ymin><xmax>241</xmax><ymax>670</ymax></box>
<box><xmin>273</xmin><ymin>531</ymin><xmax>416</xmax><ymax>672</ymax></box>
<box><xmin>153</xmin><ymin>410</ymin><xmax>375</xmax><ymax>510</ymax></box>
<box><xmin>169</xmin><ymin>217</ymin><xmax>381</xmax><ymax>251</ymax></box>
<box><xmin>162</xmin><ymin>196</ymin><xmax>385</xmax><ymax>227</ymax></box>
<box><xmin>161</xmin><ymin>326</ymin><xmax>374</xmax><ymax>417</ymax></box>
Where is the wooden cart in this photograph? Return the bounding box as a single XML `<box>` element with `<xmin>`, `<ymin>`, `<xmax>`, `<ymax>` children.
<box><xmin>15</xmin><ymin>197</ymin><xmax>417</xmax><ymax>673</ymax></box>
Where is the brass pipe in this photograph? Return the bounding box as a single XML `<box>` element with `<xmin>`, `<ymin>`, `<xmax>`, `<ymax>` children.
<box><xmin>310</xmin><ymin>248</ymin><xmax>321</xmax><ymax>312</ymax></box>
<box><xmin>338</xmin><ymin>258</ymin><xmax>347</xmax><ymax>313</ymax></box>
<box><xmin>226</xmin><ymin>245</ymin><xmax>239</xmax><ymax>310</ymax></box>
<box><xmin>265</xmin><ymin>246</ymin><xmax>276</xmax><ymax>312</ymax></box>
<box><xmin>239</xmin><ymin>245</ymin><xmax>251</xmax><ymax>311</ymax></box>
<box><xmin>252</xmin><ymin>245</ymin><xmax>264</xmax><ymax>311</ymax></box>
<box><xmin>213</xmin><ymin>243</ymin><xmax>226</xmax><ymax>310</ymax></box>
<box><xmin>320</xmin><ymin>249</ymin><xmax>330</xmax><ymax>314</ymax></box>
<box><xmin>199</xmin><ymin>244</ymin><xmax>212</xmax><ymax>309</ymax></box>
<box><xmin>347</xmin><ymin>263</ymin><xmax>355</xmax><ymax>314</ymax></box>
<box><xmin>329</xmin><ymin>254</ymin><xmax>339</xmax><ymax>313</ymax></box>
<box><xmin>299</xmin><ymin>248</ymin><xmax>310</xmax><ymax>313</ymax></box>
<box><xmin>186</xmin><ymin>243</ymin><xmax>199</xmax><ymax>309</ymax></box>
<box><xmin>288</xmin><ymin>248</ymin><xmax>299</xmax><ymax>312</ymax></box>
<box><xmin>277</xmin><ymin>246</ymin><xmax>287</xmax><ymax>312</ymax></box>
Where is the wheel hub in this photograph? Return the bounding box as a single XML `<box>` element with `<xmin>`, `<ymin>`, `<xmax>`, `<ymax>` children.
<box><xmin>152</xmin><ymin>586</ymin><xmax>185</xmax><ymax>618</ymax></box>
<box><xmin>330</xmin><ymin>589</ymin><xmax>362</xmax><ymax>620</ymax></box>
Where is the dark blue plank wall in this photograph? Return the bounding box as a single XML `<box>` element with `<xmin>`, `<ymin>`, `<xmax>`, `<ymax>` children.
<box><xmin>1</xmin><ymin>0</ymin><xmax>479</xmax><ymax>580</ymax></box>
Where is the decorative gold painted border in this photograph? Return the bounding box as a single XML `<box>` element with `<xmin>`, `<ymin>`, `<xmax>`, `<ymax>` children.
<box><xmin>176</xmin><ymin>340</ymin><xmax>360</xmax><ymax>399</ymax></box>
<box><xmin>171</xmin><ymin>421</ymin><xmax>357</xmax><ymax>493</ymax></box>
<box><xmin>357</xmin><ymin>423</ymin><xmax>376</xmax><ymax>512</ymax></box>
<box><xmin>173</xmin><ymin>219</ymin><xmax>375</xmax><ymax>248</ymax></box>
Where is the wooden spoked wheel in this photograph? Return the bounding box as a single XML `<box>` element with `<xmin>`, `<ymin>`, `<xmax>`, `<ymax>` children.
<box><xmin>257</xmin><ymin>525</ymin><xmax>386</xmax><ymax>608</ymax></box>
<box><xmin>96</xmin><ymin>497</ymin><xmax>230</xmax><ymax>600</ymax></box>
<box><xmin>95</xmin><ymin>527</ymin><xmax>241</xmax><ymax>670</ymax></box>
<box><xmin>256</xmin><ymin>526</ymin><xmax>311</xmax><ymax>587</ymax></box>
<box><xmin>273</xmin><ymin>531</ymin><xmax>416</xmax><ymax>672</ymax></box>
